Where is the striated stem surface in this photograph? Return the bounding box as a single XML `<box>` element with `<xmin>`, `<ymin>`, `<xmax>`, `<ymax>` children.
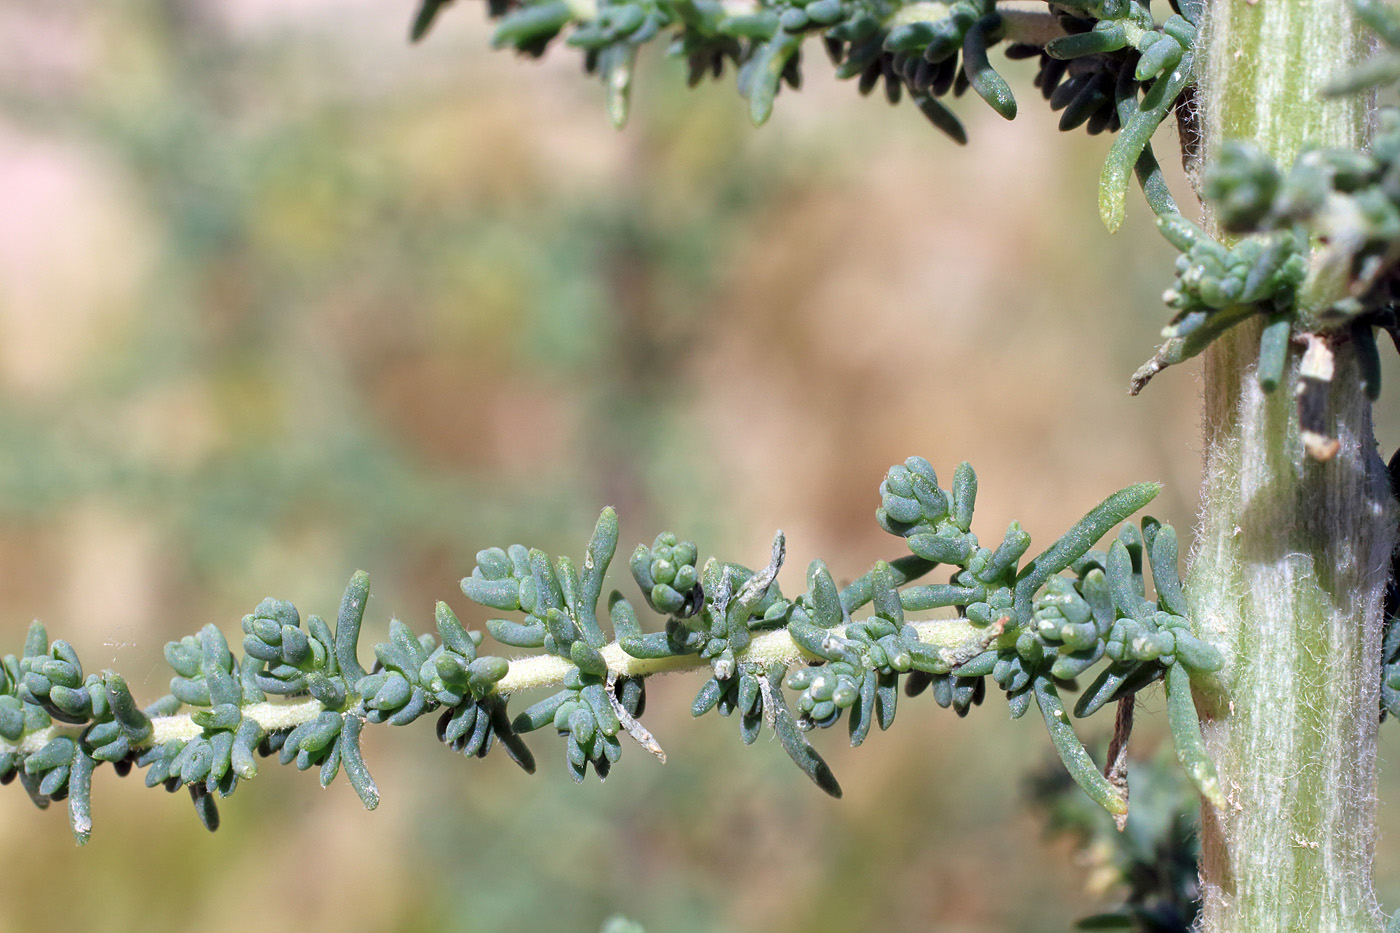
<box><xmin>1192</xmin><ymin>2</ymin><xmax>1391</xmax><ymax>929</ymax></box>
<box><xmin>1193</xmin><ymin>325</ymin><xmax>1392</xmax><ymax>932</ymax></box>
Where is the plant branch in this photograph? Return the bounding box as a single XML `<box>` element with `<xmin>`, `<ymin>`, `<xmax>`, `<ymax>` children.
<box><xmin>1</xmin><ymin>458</ymin><xmax>1218</xmax><ymax>843</ymax></box>
<box><xmin>0</xmin><ymin>619</ymin><xmax>987</xmax><ymax>763</ymax></box>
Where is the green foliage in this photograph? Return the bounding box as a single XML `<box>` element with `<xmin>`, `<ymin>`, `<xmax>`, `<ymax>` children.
<box><xmin>412</xmin><ymin>0</ymin><xmax>1197</xmax><ymax>227</ymax></box>
<box><xmin>1197</xmin><ymin>124</ymin><xmax>1400</xmax><ymax>324</ymax></box>
<box><xmin>18</xmin><ymin>0</ymin><xmax>1400</xmax><ymax>926</ymax></box>
<box><xmin>0</xmin><ymin>457</ymin><xmax>1220</xmax><ymax>844</ymax></box>
<box><xmin>1020</xmin><ymin>0</ymin><xmax>1198</xmax><ymax>229</ymax></box>
<box><xmin>1131</xmin><ymin>213</ymin><xmax>1307</xmax><ymax>393</ymax></box>
<box><xmin>1133</xmin><ymin>107</ymin><xmax>1400</xmax><ymax>402</ymax></box>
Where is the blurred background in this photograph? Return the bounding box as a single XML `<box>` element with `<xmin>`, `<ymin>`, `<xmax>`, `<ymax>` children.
<box><xmin>3</xmin><ymin>1</ymin><xmax>1400</xmax><ymax>930</ymax></box>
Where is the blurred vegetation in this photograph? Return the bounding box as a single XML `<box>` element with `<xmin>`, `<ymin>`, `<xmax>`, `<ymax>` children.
<box><xmin>3</xmin><ymin>0</ymin><xmax>1400</xmax><ymax>930</ymax></box>
<box><xmin>1031</xmin><ymin>747</ymin><xmax>1199</xmax><ymax>932</ymax></box>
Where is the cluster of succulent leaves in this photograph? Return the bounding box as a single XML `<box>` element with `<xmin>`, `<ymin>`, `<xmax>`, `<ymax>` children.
<box><xmin>855</xmin><ymin>457</ymin><xmax>1223</xmax><ymax>813</ymax></box>
<box><xmin>1131</xmin><ymin>210</ymin><xmax>1310</xmax><ymax>395</ymax></box>
<box><xmin>1135</xmin><ymin>105</ymin><xmax>1400</xmax><ymax>398</ymax></box>
<box><xmin>470</xmin><ymin>456</ymin><xmax>1226</xmax><ymax>812</ymax></box>
<box><xmin>1</xmin><ymin>456</ymin><xmax>1223</xmax><ymax>843</ymax></box>
<box><xmin>410</xmin><ymin>0</ymin><xmax>1197</xmax><ymax>227</ymax></box>
<box><xmin>1133</xmin><ymin>0</ymin><xmax>1400</xmax><ymax>402</ymax></box>
<box><xmin>0</xmin><ymin>570</ymin><xmax>530</xmax><ymax>844</ymax></box>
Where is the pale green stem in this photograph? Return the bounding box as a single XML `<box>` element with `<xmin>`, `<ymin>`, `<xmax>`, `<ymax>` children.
<box><xmin>0</xmin><ymin>618</ymin><xmax>984</xmax><ymax>760</ymax></box>
<box><xmin>1191</xmin><ymin>3</ymin><xmax>1391</xmax><ymax>930</ymax></box>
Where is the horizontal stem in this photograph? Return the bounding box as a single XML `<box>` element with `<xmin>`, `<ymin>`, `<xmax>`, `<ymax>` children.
<box><xmin>494</xmin><ymin>617</ymin><xmax>983</xmax><ymax>692</ymax></box>
<box><xmin>152</xmin><ymin>699</ymin><xmax>325</xmax><ymax>745</ymax></box>
<box><xmin>0</xmin><ymin>617</ymin><xmax>983</xmax><ymax>760</ymax></box>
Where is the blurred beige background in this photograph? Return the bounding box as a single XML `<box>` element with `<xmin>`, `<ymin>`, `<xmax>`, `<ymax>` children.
<box><xmin>3</xmin><ymin>1</ymin><xmax>1400</xmax><ymax>930</ymax></box>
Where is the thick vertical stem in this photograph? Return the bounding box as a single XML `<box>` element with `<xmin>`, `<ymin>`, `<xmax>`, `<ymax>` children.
<box><xmin>1191</xmin><ymin>2</ymin><xmax>1393</xmax><ymax>931</ymax></box>
<box><xmin>1193</xmin><ymin>325</ymin><xmax>1392</xmax><ymax>931</ymax></box>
